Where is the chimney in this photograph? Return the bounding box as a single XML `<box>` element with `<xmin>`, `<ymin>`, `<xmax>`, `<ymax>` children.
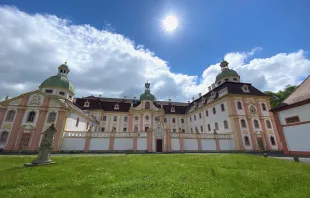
<box><xmin>168</xmin><ymin>99</ymin><xmax>171</xmax><ymax>102</ymax></box>
<box><xmin>208</xmin><ymin>86</ymin><xmax>211</xmax><ymax>91</ymax></box>
<box><xmin>134</xmin><ymin>96</ymin><xmax>136</xmax><ymax>100</ymax></box>
<box><xmin>212</xmin><ymin>83</ymin><xmax>215</xmax><ymax>89</ymax></box>
<box><xmin>199</xmin><ymin>93</ymin><xmax>202</xmax><ymax>98</ymax></box>
<box><xmin>187</xmin><ymin>101</ymin><xmax>190</xmax><ymax>104</ymax></box>
<box><xmin>192</xmin><ymin>97</ymin><xmax>195</xmax><ymax>101</ymax></box>
<box><xmin>99</xmin><ymin>94</ymin><xmax>101</xmax><ymax>97</ymax></box>
<box><xmin>124</xmin><ymin>96</ymin><xmax>126</xmax><ymax>100</ymax></box>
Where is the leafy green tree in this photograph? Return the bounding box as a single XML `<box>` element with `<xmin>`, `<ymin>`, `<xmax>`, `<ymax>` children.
<box><xmin>264</xmin><ymin>85</ymin><xmax>297</xmax><ymax>108</ymax></box>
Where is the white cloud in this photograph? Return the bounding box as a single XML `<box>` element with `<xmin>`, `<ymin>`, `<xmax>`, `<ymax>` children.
<box><xmin>0</xmin><ymin>6</ymin><xmax>309</xmax><ymax>102</ymax></box>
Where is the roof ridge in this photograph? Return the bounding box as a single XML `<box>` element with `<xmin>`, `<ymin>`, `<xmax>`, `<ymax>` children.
<box><xmin>283</xmin><ymin>75</ymin><xmax>310</xmax><ymax>104</ymax></box>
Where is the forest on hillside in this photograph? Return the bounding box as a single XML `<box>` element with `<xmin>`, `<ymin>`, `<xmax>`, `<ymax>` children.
<box><xmin>264</xmin><ymin>85</ymin><xmax>297</xmax><ymax>108</ymax></box>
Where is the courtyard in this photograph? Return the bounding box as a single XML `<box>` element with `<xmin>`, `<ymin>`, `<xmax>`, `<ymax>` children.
<box><xmin>0</xmin><ymin>154</ymin><xmax>310</xmax><ymax>198</ymax></box>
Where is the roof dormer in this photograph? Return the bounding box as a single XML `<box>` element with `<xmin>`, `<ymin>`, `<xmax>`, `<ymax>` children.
<box><xmin>84</xmin><ymin>100</ymin><xmax>90</xmax><ymax>107</ymax></box>
<box><xmin>241</xmin><ymin>84</ymin><xmax>250</xmax><ymax>93</ymax></box>
<box><xmin>171</xmin><ymin>107</ymin><xmax>175</xmax><ymax>112</ymax></box>
<box><xmin>114</xmin><ymin>103</ymin><xmax>119</xmax><ymax>110</ymax></box>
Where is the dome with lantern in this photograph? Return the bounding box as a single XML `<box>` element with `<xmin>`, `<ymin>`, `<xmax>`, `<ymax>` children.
<box><xmin>39</xmin><ymin>62</ymin><xmax>75</xmax><ymax>100</ymax></box>
<box><xmin>140</xmin><ymin>81</ymin><xmax>155</xmax><ymax>101</ymax></box>
<box><xmin>215</xmin><ymin>59</ymin><xmax>240</xmax><ymax>84</ymax></box>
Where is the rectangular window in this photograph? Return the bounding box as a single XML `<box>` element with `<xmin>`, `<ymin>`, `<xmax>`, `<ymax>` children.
<box><xmin>172</xmin><ymin>118</ymin><xmax>176</xmax><ymax>123</ymax></box>
<box><xmin>124</xmin><ymin>117</ymin><xmax>128</xmax><ymax>122</ymax></box>
<box><xmin>199</xmin><ymin>113</ymin><xmax>201</xmax><ymax>119</ymax></box>
<box><xmin>208</xmin><ymin>124</ymin><xmax>211</xmax><ymax>131</ymax></box>
<box><xmin>114</xmin><ymin>116</ymin><xmax>117</xmax><ymax>121</ymax></box>
<box><xmin>45</xmin><ymin>89</ymin><xmax>53</xmax><ymax>93</ymax></box>
<box><xmin>182</xmin><ymin>129</ymin><xmax>185</xmax><ymax>133</ymax></box>
<box><xmin>213</xmin><ymin>107</ymin><xmax>216</xmax><ymax>114</ymax></box>
<box><xmin>59</xmin><ymin>91</ymin><xmax>65</xmax><ymax>96</ymax></box>
<box><xmin>200</xmin><ymin>126</ymin><xmax>203</xmax><ymax>132</ymax></box>
<box><xmin>191</xmin><ymin>128</ymin><xmax>193</xmax><ymax>133</ymax></box>
<box><xmin>145</xmin><ymin>127</ymin><xmax>149</xmax><ymax>132</ymax></box>
<box><xmin>206</xmin><ymin>110</ymin><xmax>209</xmax><ymax>117</ymax></box>
<box><xmin>285</xmin><ymin>116</ymin><xmax>300</xmax><ymax>124</ymax></box>
<box><xmin>101</xmin><ymin>127</ymin><xmax>105</xmax><ymax>132</ymax></box>
<box><xmin>190</xmin><ymin>117</ymin><xmax>192</xmax><ymax>122</ymax></box>
<box><xmin>194</xmin><ymin>115</ymin><xmax>196</xmax><ymax>121</ymax></box>
<box><xmin>164</xmin><ymin>118</ymin><xmax>167</xmax><ymax>123</ymax></box>
<box><xmin>123</xmin><ymin>128</ymin><xmax>127</xmax><ymax>132</ymax></box>
<box><xmin>112</xmin><ymin>127</ymin><xmax>116</xmax><ymax>132</ymax></box>
<box><xmin>102</xmin><ymin>116</ymin><xmax>106</xmax><ymax>121</ymax></box>
<box><xmin>173</xmin><ymin>129</ymin><xmax>176</xmax><ymax>132</ymax></box>
<box><xmin>181</xmin><ymin>118</ymin><xmax>184</xmax><ymax>123</ymax></box>
<box><xmin>215</xmin><ymin>123</ymin><xmax>219</xmax><ymax>130</ymax></box>
<box><xmin>221</xmin><ymin>104</ymin><xmax>225</xmax><ymax>112</ymax></box>
<box><xmin>27</xmin><ymin>112</ymin><xmax>36</xmax><ymax>123</ymax></box>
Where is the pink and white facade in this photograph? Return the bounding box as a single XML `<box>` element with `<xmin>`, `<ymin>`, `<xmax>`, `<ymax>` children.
<box><xmin>0</xmin><ymin>61</ymin><xmax>283</xmax><ymax>153</ymax></box>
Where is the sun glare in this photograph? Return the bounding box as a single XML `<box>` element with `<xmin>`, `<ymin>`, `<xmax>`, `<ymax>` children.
<box><xmin>162</xmin><ymin>16</ymin><xmax>178</xmax><ymax>32</ymax></box>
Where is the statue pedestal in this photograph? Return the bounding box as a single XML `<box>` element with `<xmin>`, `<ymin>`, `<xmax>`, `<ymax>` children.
<box><xmin>24</xmin><ymin>146</ymin><xmax>56</xmax><ymax>167</ymax></box>
<box><xmin>24</xmin><ymin>161</ymin><xmax>57</xmax><ymax>167</ymax></box>
<box><xmin>24</xmin><ymin>124</ymin><xmax>58</xmax><ymax>167</ymax></box>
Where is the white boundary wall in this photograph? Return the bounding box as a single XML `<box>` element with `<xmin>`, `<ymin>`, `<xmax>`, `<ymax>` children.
<box><xmin>114</xmin><ymin>138</ymin><xmax>133</xmax><ymax>150</ymax></box>
<box><xmin>62</xmin><ymin>138</ymin><xmax>86</xmax><ymax>151</ymax></box>
<box><xmin>137</xmin><ymin>138</ymin><xmax>147</xmax><ymax>150</ymax></box>
<box><xmin>89</xmin><ymin>138</ymin><xmax>110</xmax><ymax>150</ymax></box>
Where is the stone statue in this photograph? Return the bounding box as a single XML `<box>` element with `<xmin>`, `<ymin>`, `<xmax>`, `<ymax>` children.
<box><xmin>25</xmin><ymin>124</ymin><xmax>57</xmax><ymax>166</ymax></box>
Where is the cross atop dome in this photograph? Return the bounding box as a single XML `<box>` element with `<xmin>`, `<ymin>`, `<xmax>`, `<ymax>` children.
<box><xmin>140</xmin><ymin>81</ymin><xmax>155</xmax><ymax>101</ymax></box>
<box><xmin>145</xmin><ymin>80</ymin><xmax>150</xmax><ymax>91</ymax></box>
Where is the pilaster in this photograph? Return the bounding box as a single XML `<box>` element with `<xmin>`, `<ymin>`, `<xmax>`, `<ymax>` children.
<box><xmin>243</xmin><ymin>98</ymin><xmax>259</xmax><ymax>150</ymax></box>
<box><xmin>179</xmin><ymin>132</ymin><xmax>184</xmax><ymax>152</ymax></box>
<box><xmin>230</xmin><ymin>98</ymin><xmax>245</xmax><ymax>150</ymax></box>
<box><xmin>5</xmin><ymin>95</ymin><xmax>29</xmax><ymax>150</ymax></box>
<box><xmin>128</xmin><ymin>113</ymin><xmax>133</xmax><ymax>132</ymax></box>
<box><xmin>147</xmin><ymin>129</ymin><xmax>153</xmax><ymax>152</ymax></box>
<box><xmin>84</xmin><ymin>129</ymin><xmax>92</xmax><ymax>152</ymax></box>
<box><xmin>109</xmin><ymin>132</ymin><xmax>115</xmax><ymax>151</ymax></box>
<box><xmin>29</xmin><ymin>109</ymin><xmax>48</xmax><ymax>150</ymax></box>
<box><xmin>267</xmin><ymin>102</ymin><xmax>283</xmax><ymax>151</ymax></box>
<box><xmin>215</xmin><ymin>136</ymin><xmax>220</xmax><ymax>151</ymax></box>
<box><xmin>255</xmin><ymin>99</ymin><xmax>271</xmax><ymax>150</ymax></box>
<box><xmin>133</xmin><ymin>132</ymin><xmax>137</xmax><ymax>152</ymax></box>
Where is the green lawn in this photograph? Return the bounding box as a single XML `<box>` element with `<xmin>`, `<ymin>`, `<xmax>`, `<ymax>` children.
<box><xmin>0</xmin><ymin>154</ymin><xmax>310</xmax><ymax>198</ymax></box>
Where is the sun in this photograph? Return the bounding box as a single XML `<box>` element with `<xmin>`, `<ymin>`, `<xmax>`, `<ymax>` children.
<box><xmin>162</xmin><ymin>16</ymin><xmax>178</xmax><ymax>32</ymax></box>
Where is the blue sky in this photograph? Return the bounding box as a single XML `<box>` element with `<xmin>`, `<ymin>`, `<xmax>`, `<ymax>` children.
<box><xmin>0</xmin><ymin>1</ymin><xmax>310</xmax><ymax>101</ymax></box>
<box><xmin>3</xmin><ymin>0</ymin><xmax>309</xmax><ymax>75</ymax></box>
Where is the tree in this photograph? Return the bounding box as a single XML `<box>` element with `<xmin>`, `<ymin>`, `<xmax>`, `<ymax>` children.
<box><xmin>264</xmin><ymin>85</ymin><xmax>297</xmax><ymax>108</ymax></box>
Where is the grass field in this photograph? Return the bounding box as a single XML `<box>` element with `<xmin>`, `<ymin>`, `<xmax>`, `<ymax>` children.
<box><xmin>0</xmin><ymin>154</ymin><xmax>310</xmax><ymax>198</ymax></box>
